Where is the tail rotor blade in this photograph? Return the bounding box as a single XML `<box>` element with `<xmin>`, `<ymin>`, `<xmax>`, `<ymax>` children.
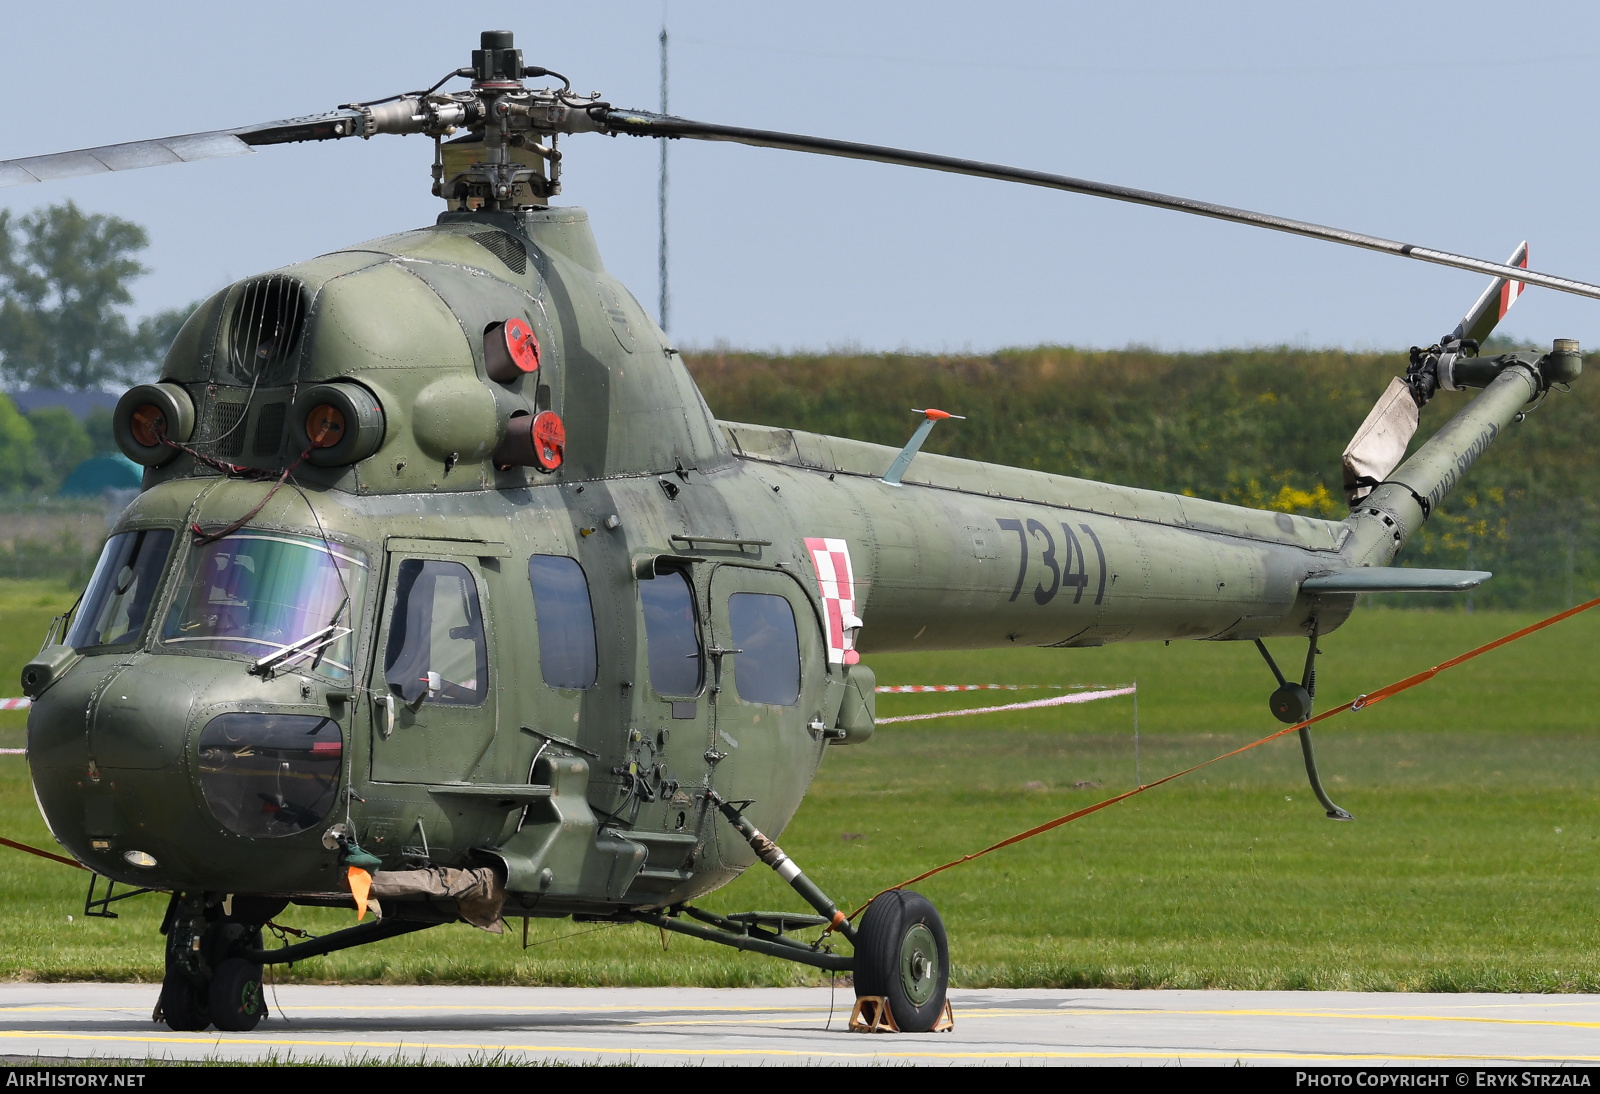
<box><xmin>1448</xmin><ymin>242</ymin><xmax>1529</xmax><ymax>345</ymax></box>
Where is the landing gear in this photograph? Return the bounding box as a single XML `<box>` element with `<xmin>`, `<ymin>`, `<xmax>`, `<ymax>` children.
<box><xmin>647</xmin><ymin>797</ymin><xmax>953</xmax><ymax>1033</ymax></box>
<box><xmin>158</xmin><ymin>962</ymin><xmax>209</xmax><ymax>1032</ymax></box>
<box><xmin>853</xmin><ymin>889</ymin><xmax>950</xmax><ymax>1033</ymax></box>
<box><xmin>208</xmin><ymin>957</ymin><xmax>267</xmax><ymax>1032</ymax></box>
<box><xmin>156</xmin><ymin>893</ymin><xmax>272</xmax><ymax>1032</ymax></box>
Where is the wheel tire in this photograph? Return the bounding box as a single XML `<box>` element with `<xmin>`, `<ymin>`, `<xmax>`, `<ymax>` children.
<box><xmin>208</xmin><ymin>958</ymin><xmax>267</xmax><ymax>1032</ymax></box>
<box><xmin>853</xmin><ymin>889</ymin><xmax>949</xmax><ymax>1032</ymax></box>
<box><xmin>159</xmin><ymin>970</ymin><xmax>210</xmax><ymax>1032</ymax></box>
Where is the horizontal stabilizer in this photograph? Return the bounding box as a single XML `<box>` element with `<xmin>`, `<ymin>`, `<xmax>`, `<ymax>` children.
<box><xmin>1300</xmin><ymin>567</ymin><xmax>1492</xmax><ymax>594</ymax></box>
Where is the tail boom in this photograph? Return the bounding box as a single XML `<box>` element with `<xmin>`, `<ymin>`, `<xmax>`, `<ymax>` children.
<box><xmin>1341</xmin><ymin>358</ymin><xmax>1544</xmax><ymax>569</ymax></box>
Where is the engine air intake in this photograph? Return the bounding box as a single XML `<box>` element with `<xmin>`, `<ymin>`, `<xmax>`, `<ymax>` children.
<box><xmin>228</xmin><ymin>275</ymin><xmax>309</xmax><ymax>384</ymax></box>
<box><xmin>466</xmin><ymin>227</ymin><xmax>527</xmax><ymax>274</ymax></box>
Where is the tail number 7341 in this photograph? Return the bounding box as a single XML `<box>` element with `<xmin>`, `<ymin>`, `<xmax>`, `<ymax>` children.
<box><xmin>995</xmin><ymin>517</ymin><xmax>1107</xmax><ymax>607</ymax></box>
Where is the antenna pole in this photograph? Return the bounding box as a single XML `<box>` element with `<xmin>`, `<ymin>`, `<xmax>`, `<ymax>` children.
<box><xmin>658</xmin><ymin>25</ymin><xmax>669</xmax><ymax>333</ymax></box>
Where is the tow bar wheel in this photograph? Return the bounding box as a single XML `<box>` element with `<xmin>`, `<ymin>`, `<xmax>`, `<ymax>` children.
<box><xmin>854</xmin><ymin>889</ymin><xmax>950</xmax><ymax>1032</ymax></box>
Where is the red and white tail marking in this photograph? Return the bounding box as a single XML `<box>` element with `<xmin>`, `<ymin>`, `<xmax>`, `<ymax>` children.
<box><xmin>804</xmin><ymin>537</ymin><xmax>862</xmax><ymax>665</ymax></box>
<box><xmin>1500</xmin><ymin>244</ymin><xmax>1528</xmax><ymax>320</ymax></box>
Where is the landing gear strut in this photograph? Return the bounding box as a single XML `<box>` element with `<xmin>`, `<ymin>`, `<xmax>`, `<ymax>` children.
<box><xmin>633</xmin><ymin>793</ymin><xmax>953</xmax><ymax>1032</ymax></box>
<box><xmin>1255</xmin><ymin>617</ymin><xmax>1353</xmax><ymax>820</ymax></box>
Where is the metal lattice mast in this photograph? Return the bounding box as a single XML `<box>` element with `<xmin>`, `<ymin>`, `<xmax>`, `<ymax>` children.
<box><xmin>658</xmin><ymin>25</ymin><xmax>669</xmax><ymax>333</ymax></box>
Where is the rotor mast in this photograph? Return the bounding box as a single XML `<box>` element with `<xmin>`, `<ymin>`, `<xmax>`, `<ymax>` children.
<box><xmin>658</xmin><ymin>25</ymin><xmax>670</xmax><ymax>333</ymax></box>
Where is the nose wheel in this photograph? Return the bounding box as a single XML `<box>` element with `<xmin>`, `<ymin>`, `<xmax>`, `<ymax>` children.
<box><xmin>853</xmin><ymin>889</ymin><xmax>950</xmax><ymax>1032</ymax></box>
<box><xmin>156</xmin><ymin>895</ymin><xmax>269</xmax><ymax>1032</ymax></box>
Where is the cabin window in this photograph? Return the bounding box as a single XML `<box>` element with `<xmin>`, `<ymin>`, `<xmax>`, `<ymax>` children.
<box><xmin>528</xmin><ymin>555</ymin><xmax>598</xmax><ymax>690</ymax></box>
<box><xmin>640</xmin><ymin>570</ymin><xmax>702</xmax><ymax>697</ymax></box>
<box><xmin>384</xmin><ymin>559</ymin><xmax>487</xmax><ymax>705</ymax></box>
<box><xmin>69</xmin><ymin>528</ymin><xmax>174</xmax><ymax>649</ymax></box>
<box><xmin>728</xmin><ymin>592</ymin><xmax>800</xmax><ymax>706</ymax></box>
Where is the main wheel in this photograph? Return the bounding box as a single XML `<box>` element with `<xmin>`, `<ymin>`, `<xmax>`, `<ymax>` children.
<box><xmin>158</xmin><ymin>969</ymin><xmax>210</xmax><ymax>1032</ymax></box>
<box><xmin>853</xmin><ymin>889</ymin><xmax>949</xmax><ymax>1032</ymax></box>
<box><xmin>208</xmin><ymin>958</ymin><xmax>267</xmax><ymax>1032</ymax></box>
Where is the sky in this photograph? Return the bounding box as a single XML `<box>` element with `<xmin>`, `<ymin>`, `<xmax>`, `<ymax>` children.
<box><xmin>2</xmin><ymin>1</ymin><xmax>1598</xmax><ymax>354</ymax></box>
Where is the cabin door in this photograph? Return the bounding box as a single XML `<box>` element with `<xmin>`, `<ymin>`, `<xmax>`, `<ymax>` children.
<box><xmin>703</xmin><ymin>564</ymin><xmax>829</xmax><ymax>847</ymax></box>
<box><xmin>367</xmin><ymin>546</ymin><xmax>498</xmax><ymax>785</ymax></box>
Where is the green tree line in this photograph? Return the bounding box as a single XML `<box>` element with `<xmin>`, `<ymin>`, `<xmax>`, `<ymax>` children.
<box><xmin>0</xmin><ymin>201</ymin><xmax>193</xmax><ymax>500</ymax></box>
<box><xmin>0</xmin><ymin>202</ymin><xmax>188</xmax><ymax>391</ymax></box>
<box><xmin>2</xmin><ymin>201</ymin><xmax>1588</xmax><ymax>608</ymax></box>
<box><xmin>0</xmin><ymin>395</ymin><xmax>119</xmax><ymax>497</ymax></box>
<box><xmin>685</xmin><ymin>346</ymin><xmax>1598</xmax><ymax>611</ymax></box>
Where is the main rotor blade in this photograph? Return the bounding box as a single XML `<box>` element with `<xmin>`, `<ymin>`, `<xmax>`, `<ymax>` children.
<box><xmin>605</xmin><ymin>110</ymin><xmax>1600</xmax><ymax>305</ymax></box>
<box><xmin>0</xmin><ymin>111</ymin><xmax>363</xmax><ymax>189</ymax></box>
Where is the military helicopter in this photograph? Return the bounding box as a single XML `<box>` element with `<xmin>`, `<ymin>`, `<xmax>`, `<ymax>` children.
<box><xmin>6</xmin><ymin>29</ymin><xmax>1593</xmax><ymax>1035</ymax></box>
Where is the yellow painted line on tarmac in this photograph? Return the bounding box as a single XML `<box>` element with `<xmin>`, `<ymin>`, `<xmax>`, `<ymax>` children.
<box><xmin>0</xmin><ymin>1031</ymin><xmax>1593</xmax><ymax>1063</ymax></box>
<box><xmin>10</xmin><ymin>1002</ymin><xmax>1600</xmax><ymax>1034</ymax></box>
<box><xmin>1038</xmin><ymin>1007</ymin><xmax>1600</xmax><ymax>1030</ymax></box>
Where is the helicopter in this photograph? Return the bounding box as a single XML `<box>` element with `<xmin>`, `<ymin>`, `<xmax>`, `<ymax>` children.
<box><xmin>5</xmin><ymin>29</ymin><xmax>1592</xmax><ymax>1035</ymax></box>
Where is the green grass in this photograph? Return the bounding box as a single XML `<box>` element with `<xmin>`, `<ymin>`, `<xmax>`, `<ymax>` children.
<box><xmin>2</xmin><ymin>577</ymin><xmax>1598</xmax><ymax>990</ymax></box>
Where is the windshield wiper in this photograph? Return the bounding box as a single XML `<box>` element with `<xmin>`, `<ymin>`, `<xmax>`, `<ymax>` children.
<box><xmin>307</xmin><ymin>597</ymin><xmax>350</xmax><ymax>673</ymax></box>
<box><xmin>249</xmin><ymin>625</ymin><xmax>352</xmax><ymax>678</ymax></box>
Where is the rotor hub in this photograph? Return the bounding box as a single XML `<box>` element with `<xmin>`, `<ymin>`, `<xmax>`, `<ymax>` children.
<box><xmin>471</xmin><ymin>29</ymin><xmax>525</xmax><ymax>90</ymax></box>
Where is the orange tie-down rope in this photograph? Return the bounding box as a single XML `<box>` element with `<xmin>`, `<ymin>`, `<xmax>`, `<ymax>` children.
<box><xmin>841</xmin><ymin>593</ymin><xmax>1600</xmax><ymax>925</ymax></box>
<box><xmin>0</xmin><ymin>836</ymin><xmax>86</xmax><ymax>871</ymax></box>
<box><xmin>3</xmin><ymin>599</ymin><xmax>1599</xmax><ymax>902</ymax></box>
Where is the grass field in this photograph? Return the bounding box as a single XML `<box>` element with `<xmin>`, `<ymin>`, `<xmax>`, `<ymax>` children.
<box><xmin>2</xmin><ymin>578</ymin><xmax>1598</xmax><ymax>990</ymax></box>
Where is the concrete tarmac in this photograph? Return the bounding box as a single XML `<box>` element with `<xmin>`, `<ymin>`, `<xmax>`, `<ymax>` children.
<box><xmin>0</xmin><ymin>984</ymin><xmax>1597</xmax><ymax>1066</ymax></box>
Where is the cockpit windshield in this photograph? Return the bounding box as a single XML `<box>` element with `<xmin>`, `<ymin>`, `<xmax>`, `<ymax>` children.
<box><xmin>160</xmin><ymin>533</ymin><xmax>367</xmax><ymax>679</ymax></box>
<box><xmin>66</xmin><ymin>529</ymin><xmax>176</xmax><ymax>649</ymax></box>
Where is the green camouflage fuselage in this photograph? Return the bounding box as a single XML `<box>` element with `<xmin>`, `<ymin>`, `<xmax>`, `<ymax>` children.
<box><xmin>24</xmin><ymin>207</ymin><xmax>1528</xmax><ymax>914</ymax></box>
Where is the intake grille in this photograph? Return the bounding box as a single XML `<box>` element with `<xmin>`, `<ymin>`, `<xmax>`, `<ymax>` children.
<box><xmin>467</xmin><ymin>228</ymin><xmax>527</xmax><ymax>274</ymax></box>
<box><xmin>207</xmin><ymin>401</ymin><xmax>247</xmax><ymax>458</ymax></box>
<box><xmin>228</xmin><ymin>276</ymin><xmax>309</xmax><ymax>384</ymax></box>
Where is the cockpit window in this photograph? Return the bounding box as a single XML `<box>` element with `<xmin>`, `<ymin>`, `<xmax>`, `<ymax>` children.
<box><xmin>160</xmin><ymin>533</ymin><xmax>367</xmax><ymax>680</ymax></box>
<box><xmin>66</xmin><ymin>529</ymin><xmax>175</xmax><ymax>649</ymax></box>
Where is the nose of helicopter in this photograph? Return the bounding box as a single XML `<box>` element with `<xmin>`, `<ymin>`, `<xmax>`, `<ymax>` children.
<box><xmin>27</xmin><ymin>650</ymin><xmax>346</xmax><ymax>891</ymax></box>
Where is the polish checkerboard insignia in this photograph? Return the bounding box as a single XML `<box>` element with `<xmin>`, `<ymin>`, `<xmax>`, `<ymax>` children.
<box><xmin>804</xmin><ymin>537</ymin><xmax>862</xmax><ymax>665</ymax></box>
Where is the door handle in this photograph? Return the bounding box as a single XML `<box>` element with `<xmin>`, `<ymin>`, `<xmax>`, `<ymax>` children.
<box><xmin>377</xmin><ymin>693</ymin><xmax>396</xmax><ymax>738</ymax></box>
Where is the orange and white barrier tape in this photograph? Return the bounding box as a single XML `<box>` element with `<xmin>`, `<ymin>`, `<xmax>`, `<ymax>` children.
<box><xmin>876</xmin><ymin>684</ymin><xmax>1116</xmax><ymax>693</ymax></box>
<box><xmin>0</xmin><ymin>697</ymin><xmax>29</xmax><ymax>756</ymax></box>
<box><xmin>874</xmin><ymin>685</ymin><xmax>1135</xmax><ymax>724</ymax></box>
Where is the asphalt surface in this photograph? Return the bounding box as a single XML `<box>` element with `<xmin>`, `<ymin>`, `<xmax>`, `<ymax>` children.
<box><xmin>0</xmin><ymin>984</ymin><xmax>1595</xmax><ymax>1065</ymax></box>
